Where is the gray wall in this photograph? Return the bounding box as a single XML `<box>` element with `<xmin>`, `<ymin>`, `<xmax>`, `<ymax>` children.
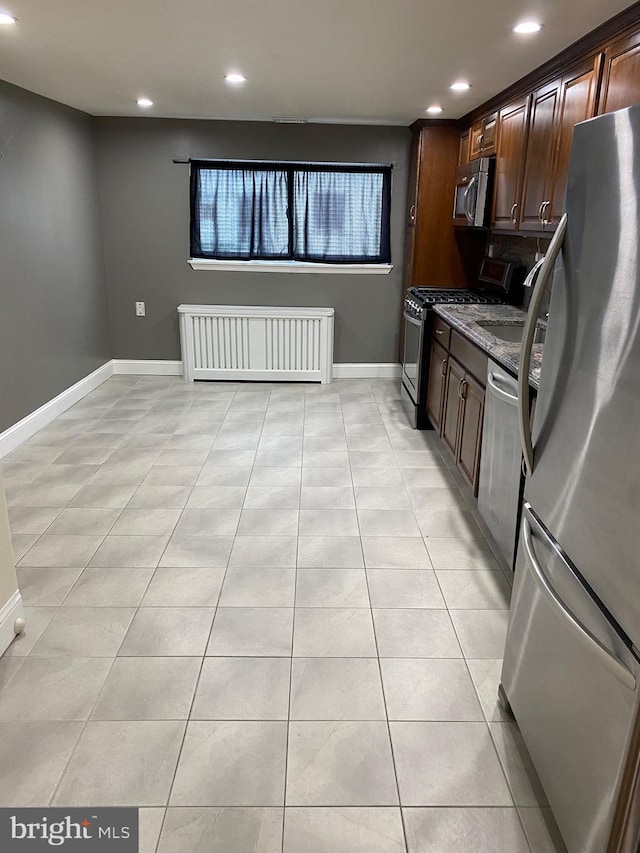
<box><xmin>0</xmin><ymin>81</ymin><xmax>110</xmax><ymax>432</ymax></box>
<box><xmin>93</xmin><ymin>118</ymin><xmax>411</xmax><ymax>364</ymax></box>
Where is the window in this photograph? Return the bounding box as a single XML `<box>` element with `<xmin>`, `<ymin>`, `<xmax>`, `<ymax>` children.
<box><xmin>190</xmin><ymin>160</ymin><xmax>392</xmax><ymax>265</ymax></box>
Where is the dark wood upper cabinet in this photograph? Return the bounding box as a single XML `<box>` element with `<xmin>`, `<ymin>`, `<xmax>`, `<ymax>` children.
<box><xmin>599</xmin><ymin>28</ymin><xmax>640</xmax><ymax>115</ymax></box>
<box><xmin>481</xmin><ymin>114</ymin><xmax>498</xmax><ymax>153</ymax></box>
<box><xmin>547</xmin><ymin>56</ymin><xmax>601</xmax><ymax>226</ymax></box>
<box><xmin>520</xmin><ymin>56</ymin><xmax>600</xmax><ymax>232</ymax></box>
<box><xmin>406</xmin><ymin>126</ymin><xmax>466</xmax><ymax>287</ymax></box>
<box><xmin>492</xmin><ymin>96</ymin><xmax>530</xmax><ymax>230</ymax></box>
<box><xmin>470</xmin><ymin>112</ymin><xmax>497</xmax><ymax>159</ymax></box>
<box><xmin>519</xmin><ymin>80</ymin><xmax>562</xmax><ymax>232</ymax></box>
<box><xmin>459</xmin><ymin>129</ymin><xmax>470</xmax><ymax>165</ymax></box>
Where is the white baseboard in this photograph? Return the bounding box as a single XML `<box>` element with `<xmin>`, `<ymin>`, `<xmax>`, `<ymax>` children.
<box><xmin>333</xmin><ymin>363</ymin><xmax>401</xmax><ymax>379</ymax></box>
<box><xmin>112</xmin><ymin>359</ymin><xmax>183</xmax><ymax>376</ymax></box>
<box><xmin>0</xmin><ymin>361</ymin><xmax>114</xmax><ymax>459</ymax></box>
<box><xmin>0</xmin><ymin>590</ymin><xmax>24</xmax><ymax>658</ymax></box>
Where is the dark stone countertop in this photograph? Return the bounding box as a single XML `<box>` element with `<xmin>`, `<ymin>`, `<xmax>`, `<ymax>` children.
<box><xmin>432</xmin><ymin>304</ymin><xmax>543</xmax><ymax>389</ymax></box>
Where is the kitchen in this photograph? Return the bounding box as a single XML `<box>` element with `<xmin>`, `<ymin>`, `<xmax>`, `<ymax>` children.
<box><xmin>0</xmin><ymin>1</ymin><xmax>639</xmax><ymax>851</ymax></box>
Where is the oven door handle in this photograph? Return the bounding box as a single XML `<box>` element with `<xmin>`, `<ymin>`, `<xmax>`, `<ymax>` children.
<box><xmin>403</xmin><ymin>311</ymin><xmax>422</xmax><ymax>327</ymax></box>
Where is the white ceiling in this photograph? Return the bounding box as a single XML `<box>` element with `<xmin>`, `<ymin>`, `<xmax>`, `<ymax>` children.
<box><xmin>0</xmin><ymin>0</ymin><xmax>634</xmax><ymax>124</ymax></box>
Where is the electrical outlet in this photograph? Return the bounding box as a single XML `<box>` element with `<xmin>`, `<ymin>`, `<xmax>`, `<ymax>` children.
<box><xmin>135</xmin><ymin>302</ymin><xmax>146</xmax><ymax>317</ymax></box>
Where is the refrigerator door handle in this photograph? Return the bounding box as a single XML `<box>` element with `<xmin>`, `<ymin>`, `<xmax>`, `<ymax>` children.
<box><xmin>518</xmin><ymin>213</ymin><xmax>568</xmax><ymax>476</ymax></box>
<box><xmin>522</xmin><ymin>514</ymin><xmax>637</xmax><ymax>691</ymax></box>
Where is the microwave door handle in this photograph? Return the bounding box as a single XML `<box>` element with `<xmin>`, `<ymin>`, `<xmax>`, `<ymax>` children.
<box><xmin>463</xmin><ymin>175</ymin><xmax>476</xmax><ymax>223</ymax></box>
<box><xmin>517</xmin><ymin>213</ymin><xmax>567</xmax><ymax>476</ymax></box>
<box><xmin>522</xmin><ymin>514</ymin><xmax>636</xmax><ymax>691</ymax></box>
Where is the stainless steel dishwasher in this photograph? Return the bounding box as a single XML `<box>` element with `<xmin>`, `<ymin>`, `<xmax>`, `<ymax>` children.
<box><xmin>478</xmin><ymin>360</ymin><xmax>522</xmax><ymax>568</ymax></box>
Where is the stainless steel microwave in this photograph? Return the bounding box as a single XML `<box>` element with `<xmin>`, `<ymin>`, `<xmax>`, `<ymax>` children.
<box><xmin>453</xmin><ymin>157</ymin><xmax>494</xmax><ymax>228</ymax></box>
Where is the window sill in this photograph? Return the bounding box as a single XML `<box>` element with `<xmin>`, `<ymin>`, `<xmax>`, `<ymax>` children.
<box><xmin>188</xmin><ymin>259</ymin><xmax>393</xmax><ymax>275</ymax></box>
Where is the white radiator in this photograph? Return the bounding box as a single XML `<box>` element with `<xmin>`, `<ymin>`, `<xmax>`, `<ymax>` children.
<box><xmin>178</xmin><ymin>305</ymin><xmax>334</xmax><ymax>383</ymax></box>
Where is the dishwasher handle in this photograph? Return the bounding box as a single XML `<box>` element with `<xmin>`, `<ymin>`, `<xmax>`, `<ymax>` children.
<box><xmin>487</xmin><ymin>371</ymin><xmax>518</xmax><ymax>406</ymax></box>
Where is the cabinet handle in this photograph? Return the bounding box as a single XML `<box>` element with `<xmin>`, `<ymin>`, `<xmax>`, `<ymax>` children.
<box><xmin>440</xmin><ymin>358</ymin><xmax>447</xmax><ymax>377</ymax></box>
<box><xmin>477</xmin><ymin>133</ymin><xmax>484</xmax><ymax>149</ymax></box>
<box><xmin>510</xmin><ymin>202</ymin><xmax>518</xmax><ymax>224</ymax></box>
<box><xmin>541</xmin><ymin>200</ymin><xmax>550</xmax><ymax>225</ymax></box>
<box><xmin>538</xmin><ymin>201</ymin><xmax>546</xmax><ymax>223</ymax></box>
<box><xmin>458</xmin><ymin>378</ymin><xmax>467</xmax><ymax>400</ymax></box>
<box><xmin>435</xmin><ymin>329</ymin><xmax>444</xmax><ymax>335</ymax></box>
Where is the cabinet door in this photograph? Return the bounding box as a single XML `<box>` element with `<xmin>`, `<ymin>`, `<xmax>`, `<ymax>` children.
<box><xmin>469</xmin><ymin>113</ymin><xmax>497</xmax><ymax>159</ymax></box>
<box><xmin>546</xmin><ymin>55</ymin><xmax>600</xmax><ymax>227</ymax></box>
<box><xmin>426</xmin><ymin>340</ymin><xmax>448</xmax><ymax>432</ymax></box>
<box><xmin>410</xmin><ymin>126</ymin><xmax>465</xmax><ymax>287</ymax></box>
<box><xmin>520</xmin><ymin>80</ymin><xmax>562</xmax><ymax>232</ymax></box>
<box><xmin>481</xmin><ymin>113</ymin><xmax>497</xmax><ymax>155</ymax></box>
<box><xmin>469</xmin><ymin>121</ymin><xmax>484</xmax><ymax>159</ymax></box>
<box><xmin>442</xmin><ymin>359</ymin><xmax>464</xmax><ymax>457</ymax></box>
<box><xmin>457</xmin><ymin>371</ymin><xmax>485</xmax><ymax>494</ymax></box>
<box><xmin>459</xmin><ymin>129</ymin><xmax>470</xmax><ymax>165</ymax></box>
<box><xmin>599</xmin><ymin>29</ymin><xmax>640</xmax><ymax>115</ymax></box>
<box><xmin>492</xmin><ymin>96</ymin><xmax>530</xmax><ymax>230</ymax></box>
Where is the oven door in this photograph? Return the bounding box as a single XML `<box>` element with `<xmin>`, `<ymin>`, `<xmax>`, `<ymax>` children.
<box><xmin>402</xmin><ymin>311</ymin><xmax>424</xmax><ymax>402</ymax></box>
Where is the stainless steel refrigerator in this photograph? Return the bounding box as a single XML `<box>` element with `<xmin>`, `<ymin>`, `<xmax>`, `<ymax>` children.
<box><xmin>501</xmin><ymin>104</ymin><xmax>640</xmax><ymax>853</ymax></box>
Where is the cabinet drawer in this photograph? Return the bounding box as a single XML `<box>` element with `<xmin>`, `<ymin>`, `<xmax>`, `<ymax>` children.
<box><xmin>450</xmin><ymin>331</ymin><xmax>488</xmax><ymax>384</ymax></box>
<box><xmin>432</xmin><ymin>317</ymin><xmax>451</xmax><ymax>349</ymax></box>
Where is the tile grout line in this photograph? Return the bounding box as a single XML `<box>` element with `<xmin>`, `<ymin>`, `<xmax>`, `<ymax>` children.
<box><xmin>363</xmin><ymin>384</ymin><xmax>411</xmax><ymax>853</ymax></box>
<box><xmin>281</xmin><ymin>384</ymin><xmax>306</xmax><ymax>853</ymax></box>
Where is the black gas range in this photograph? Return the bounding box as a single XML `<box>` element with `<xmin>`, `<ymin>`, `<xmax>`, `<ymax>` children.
<box><xmin>405</xmin><ymin>287</ymin><xmax>502</xmax><ymax>320</ymax></box>
<box><xmin>400</xmin><ymin>260</ymin><xmax>523</xmax><ymax>430</ymax></box>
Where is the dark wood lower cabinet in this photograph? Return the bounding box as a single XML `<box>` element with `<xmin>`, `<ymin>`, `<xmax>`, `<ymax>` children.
<box><xmin>442</xmin><ymin>358</ymin><xmax>464</xmax><ymax>457</ymax></box>
<box><xmin>456</xmin><ymin>372</ymin><xmax>485</xmax><ymax>491</ymax></box>
<box><xmin>427</xmin><ymin>323</ymin><xmax>488</xmax><ymax>496</ymax></box>
<box><xmin>425</xmin><ymin>340</ymin><xmax>448</xmax><ymax>431</ymax></box>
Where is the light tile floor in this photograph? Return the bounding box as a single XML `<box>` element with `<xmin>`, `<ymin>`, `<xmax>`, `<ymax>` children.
<box><xmin>0</xmin><ymin>376</ymin><xmax>566</xmax><ymax>852</ymax></box>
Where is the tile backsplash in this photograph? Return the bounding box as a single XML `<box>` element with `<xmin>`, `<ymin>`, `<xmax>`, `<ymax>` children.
<box><xmin>488</xmin><ymin>232</ymin><xmax>553</xmax><ymax>312</ymax></box>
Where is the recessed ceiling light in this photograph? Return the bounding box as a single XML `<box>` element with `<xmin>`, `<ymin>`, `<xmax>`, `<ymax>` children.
<box><xmin>450</xmin><ymin>81</ymin><xmax>470</xmax><ymax>91</ymax></box>
<box><xmin>426</xmin><ymin>105</ymin><xmax>443</xmax><ymax>114</ymax></box>
<box><xmin>514</xmin><ymin>21</ymin><xmax>542</xmax><ymax>34</ymax></box>
<box><xmin>225</xmin><ymin>73</ymin><xmax>246</xmax><ymax>84</ymax></box>
<box><xmin>137</xmin><ymin>97</ymin><xmax>153</xmax><ymax>108</ymax></box>
<box><xmin>0</xmin><ymin>12</ymin><xmax>16</xmax><ymax>24</ymax></box>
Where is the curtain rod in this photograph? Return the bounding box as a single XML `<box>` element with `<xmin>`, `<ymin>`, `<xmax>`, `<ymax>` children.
<box><xmin>172</xmin><ymin>158</ymin><xmax>393</xmax><ymax>168</ymax></box>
